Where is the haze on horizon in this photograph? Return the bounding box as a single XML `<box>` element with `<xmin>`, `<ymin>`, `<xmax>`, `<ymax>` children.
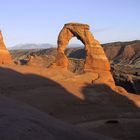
<box><xmin>0</xmin><ymin>0</ymin><xmax>140</xmax><ymax>47</ymax></box>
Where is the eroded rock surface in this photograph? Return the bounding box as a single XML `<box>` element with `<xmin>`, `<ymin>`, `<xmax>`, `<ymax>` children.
<box><xmin>56</xmin><ymin>23</ymin><xmax>110</xmax><ymax>71</ymax></box>
<box><xmin>0</xmin><ymin>95</ymin><xmax>115</xmax><ymax>140</ymax></box>
<box><xmin>55</xmin><ymin>23</ymin><xmax>114</xmax><ymax>86</ymax></box>
<box><xmin>0</xmin><ymin>31</ymin><xmax>13</xmax><ymax>64</ymax></box>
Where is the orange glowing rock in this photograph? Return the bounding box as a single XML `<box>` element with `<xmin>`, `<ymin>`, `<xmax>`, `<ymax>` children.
<box><xmin>0</xmin><ymin>31</ymin><xmax>13</xmax><ymax>65</ymax></box>
<box><xmin>55</xmin><ymin>23</ymin><xmax>110</xmax><ymax>71</ymax></box>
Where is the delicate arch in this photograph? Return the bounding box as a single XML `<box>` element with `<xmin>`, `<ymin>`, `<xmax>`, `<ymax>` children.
<box><xmin>55</xmin><ymin>23</ymin><xmax>110</xmax><ymax>71</ymax></box>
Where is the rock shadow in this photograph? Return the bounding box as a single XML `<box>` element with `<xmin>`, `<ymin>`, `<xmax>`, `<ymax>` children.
<box><xmin>0</xmin><ymin>67</ymin><xmax>139</xmax><ymax>123</ymax></box>
<box><xmin>67</xmin><ymin>48</ymin><xmax>86</xmax><ymax>59</ymax></box>
<box><xmin>0</xmin><ymin>67</ymin><xmax>140</xmax><ymax>140</ymax></box>
<box><xmin>80</xmin><ymin>83</ymin><xmax>140</xmax><ymax>140</ymax></box>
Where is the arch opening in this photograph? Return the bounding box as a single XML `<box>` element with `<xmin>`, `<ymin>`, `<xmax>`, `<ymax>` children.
<box><xmin>65</xmin><ymin>37</ymin><xmax>86</xmax><ymax>74</ymax></box>
<box><xmin>55</xmin><ymin>23</ymin><xmax>110</xmax><ymax>73</ymax></box>
<box><xmin>66</xmin><ymin>37</ymin><xmax>86</xmax><ymax>59</ymax></box>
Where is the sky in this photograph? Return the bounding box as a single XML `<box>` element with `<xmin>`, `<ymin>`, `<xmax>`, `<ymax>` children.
<box><xmin>0</xmin><ymin>0</ymin><xmax>140</xmax><ymax>47</ymax></box>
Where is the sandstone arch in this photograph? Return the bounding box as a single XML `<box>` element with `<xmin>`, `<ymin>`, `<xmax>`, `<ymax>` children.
<box><xmin>0</xmin><ymin>31</ymin><xmax>13</xmax><ymax>64</ymax></box>
<box><xmin>56</xmin><ymin>23</ymin><xmax>110</xmax><ymax>72</ymax></box>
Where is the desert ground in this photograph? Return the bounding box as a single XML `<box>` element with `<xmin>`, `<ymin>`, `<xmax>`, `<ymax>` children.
<box><xmin>0</xmin><ymin>64</ymin><xmax>140</xmax><ymax>140</ymax></box>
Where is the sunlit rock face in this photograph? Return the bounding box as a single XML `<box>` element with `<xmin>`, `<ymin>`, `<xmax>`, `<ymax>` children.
<box><xmin>56</xmin><ymin>23</ymin><xmax>110</xmax><ymax>71</ymax></box>
<box><xmin>0</xmin><ymin>31</ymin><xmax>13</xmax><ymax>64</ymax></box>
<box><xmin>55</xmin><ymin>23</ymin><xmax>114</xmax><ymax>86</ymax></box>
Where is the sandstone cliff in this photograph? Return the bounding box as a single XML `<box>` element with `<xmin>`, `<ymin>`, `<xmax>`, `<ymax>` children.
<box><xmin>0</xmin><ymin>31</ymin><xmax>13</xmax><ymax>64</ymax></box>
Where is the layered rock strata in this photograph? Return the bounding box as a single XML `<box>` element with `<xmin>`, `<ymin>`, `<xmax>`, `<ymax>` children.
<box><xmin>56</xmin><ymin>23</ymin><xmax>110</xmax><ymax>71</ymax></box>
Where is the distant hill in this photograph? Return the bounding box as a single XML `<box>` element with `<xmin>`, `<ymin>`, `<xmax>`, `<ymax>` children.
<box><xmin>10</xmin><ymin>40</ymin><xmax>140</xmax><ymax>94</ymax></box>
<box><xmin>9</xmin><ymin>43</ymin><xmax>83</xmax><ymax>50</ymax></box>
<box><xmin>9</xmin><ymin>43</ymin><xmax>56</xmax><ymax>50</ymax></box>
<box><xmin>10</xmin><ymin>40</ymin><xmax>140</xmax><ymax>66</ymax></box>
<box><xmin>102</xmin><ymin>40</ymin><xmax>140</xmax><ymax>67</ymax></box>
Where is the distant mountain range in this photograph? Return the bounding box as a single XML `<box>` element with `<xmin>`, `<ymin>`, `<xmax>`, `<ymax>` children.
<box><xmin>9</xmin><ymin>43</ymin><xmax>56</xmax><ymax>50</ymax></box>
<box><xmin>9</xmin><ymin>43</ymin><xmax>83</xmax><ymax>50</ymax></box>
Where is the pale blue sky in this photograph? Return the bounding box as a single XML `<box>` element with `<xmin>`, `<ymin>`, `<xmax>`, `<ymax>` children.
<box><xmin>0</xmin><ymin>0</ymin><xmax>140</xmax><ymax>47</ymax></box>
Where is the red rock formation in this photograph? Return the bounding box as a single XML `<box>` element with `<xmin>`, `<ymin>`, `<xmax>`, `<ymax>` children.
<box><xmin>0</xmin><ymin>31</ymin><xmax>13</xmax><ymax>64</ymax></box>
<box><xmin>55</xmin><ymin>23</ymin><xmax>114</xmax><ymax>85</ymax></box>
<box><xmin>56</xmin><ymin>23</ymin><xmax>110</xmax><ymax>71</ymax></box>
